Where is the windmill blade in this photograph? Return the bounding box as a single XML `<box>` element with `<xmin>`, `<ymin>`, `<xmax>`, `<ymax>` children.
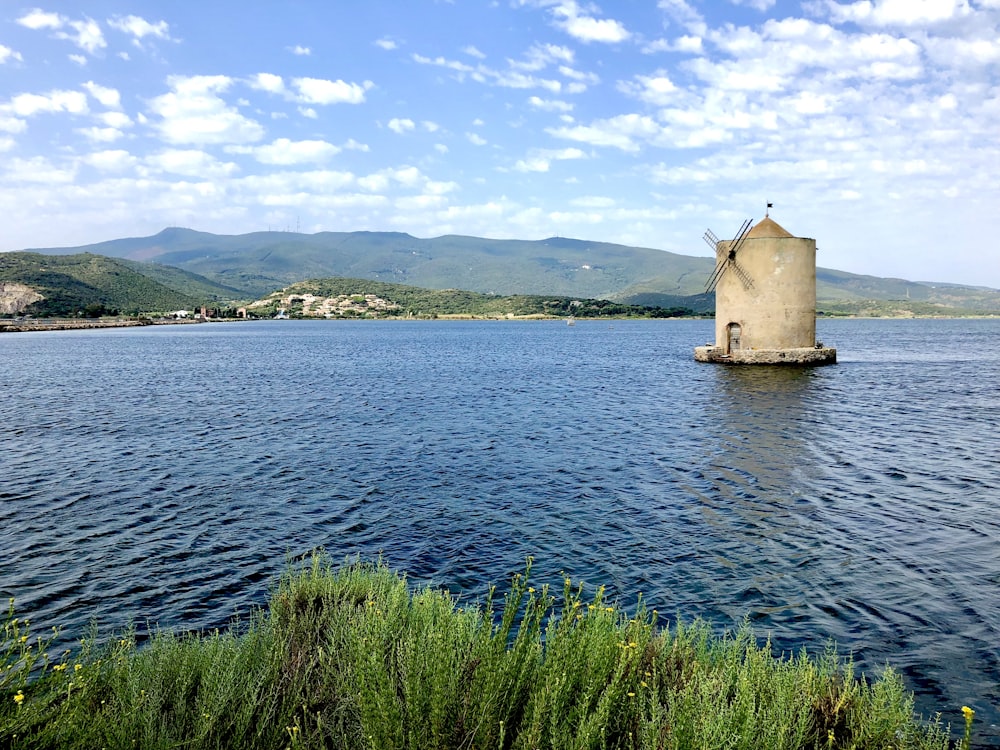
<box><xmin>702</xmin><ymin>228</ymin><xmax>720</xmax><ymax>252</ymax></box>
<box><xmin>703</xmin><ymin>218</ymin><xmax>755</xmax><ymax>292</ymax></box>
<box><xmin>727</xmin><ymin>219</ymin><xmax>753</xmax><ymax>260</ymax></box>
<box><xmin>704</xmin><ymin>258</ymin><xmax>728</xmax><ymax>292</ymax></box>
<box><xmin>730</xmin><ymin>259</ymin><xmax>756</xmax><ymax>291</ymax></box>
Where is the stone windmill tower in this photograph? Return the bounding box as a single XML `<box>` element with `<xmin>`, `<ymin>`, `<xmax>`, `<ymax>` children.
<box><xmin>694</xmin><ymin>210</ymin><xmax>836</xmax><ymax>365</ymax></box>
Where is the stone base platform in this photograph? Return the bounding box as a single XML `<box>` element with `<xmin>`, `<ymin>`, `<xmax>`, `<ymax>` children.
<box><xmin>694</xmin><ymin>346</ymin><xmax>837</xmax><ymax>366</ymax></box>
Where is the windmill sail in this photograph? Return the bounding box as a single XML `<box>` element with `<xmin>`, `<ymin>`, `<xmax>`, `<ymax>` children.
<box><xmin>704</xmin><ymin>219</ymin><xmax>753</xmax><ymax>292</ymax></box>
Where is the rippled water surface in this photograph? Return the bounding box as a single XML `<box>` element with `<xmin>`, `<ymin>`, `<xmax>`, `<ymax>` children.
<box><xmin>2</xmin><ymin>318</ymin><xmax>998</xmax><ymax>738</ymax></box>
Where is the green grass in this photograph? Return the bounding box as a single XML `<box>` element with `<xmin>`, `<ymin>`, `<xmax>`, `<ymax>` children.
<box><xmin>1</xmin><ymin>554</ymin><xmax>960</xmax><ymax>749</ymax></box>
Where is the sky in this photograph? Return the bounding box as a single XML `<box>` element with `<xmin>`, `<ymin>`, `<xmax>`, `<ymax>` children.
<box><xmin>2</xmin><ymin>1</ymin><xmax>999</xmax><ymax>288</ymax></box>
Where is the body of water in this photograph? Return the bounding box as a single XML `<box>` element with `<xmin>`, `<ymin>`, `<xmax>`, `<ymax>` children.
<box><xmin>2</xmin><ymin>318</ymin><xmax>998</xmax><ymax>739</ymax></box>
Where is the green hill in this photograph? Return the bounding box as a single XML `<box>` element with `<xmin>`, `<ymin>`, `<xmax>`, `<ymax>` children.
<box><xmin>17</xmin><ymin>227</ymin><xmax>1000</xmax><ymax>316</ymax></box>
<box><xmin>23</xmin><ymin>228</ymin><xmax>720</xmax><ymax>300</ymax></box>
<box><xmin>0</xmin><ymin>252</ymin><xmax>242</xmax><ymax>317</ymax></box>
<box><xmin>248</xmin><ymin>277</ymin><xmax>696</xmax><ymax>319</ymax></box>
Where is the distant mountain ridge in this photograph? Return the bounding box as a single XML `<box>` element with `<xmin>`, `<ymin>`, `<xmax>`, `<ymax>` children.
<box><xmin>14</xmin><ymin>227</ymin><xmax>1000</xmax><ymax>315</ymax></box>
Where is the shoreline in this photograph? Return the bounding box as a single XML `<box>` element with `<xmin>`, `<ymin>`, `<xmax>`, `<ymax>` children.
<box><xmin>2</xmin><ymin>313</ymin><xmax>996</xmax><ymax>334</ymax></box>
<box><xmin>0</xmin><ymin>317</ymin><xmax>212</xmax><ymax>333</ymax></box>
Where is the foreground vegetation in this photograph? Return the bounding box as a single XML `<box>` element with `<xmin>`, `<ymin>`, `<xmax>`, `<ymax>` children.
<box><xmin>2</xmin><ymin>555</ymin><xmax>966</xmax><ymax>749</ymax></box>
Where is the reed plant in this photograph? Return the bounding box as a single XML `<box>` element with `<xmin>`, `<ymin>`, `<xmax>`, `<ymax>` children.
<box><xmin>2</xmin><ymin>553</ymin><xmax>959</xmax><ymax>749</ymax></box>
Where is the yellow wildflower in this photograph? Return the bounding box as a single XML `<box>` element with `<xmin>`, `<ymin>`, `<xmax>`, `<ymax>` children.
<box><xmin>74</xmin><ymin>664</ymin><xmax>82</xmax><ymax>672</ymax></box>
<box><xmin>14</xmin><ymin>691</ymin><xmax>24</xmax><ymax>705</ymax></box>
<box><xmin>627</xmin><ymin>692</ymin><xmax>635</xmax><ymax>697</ymax></box>
<box><xmin>18</xmin><ymin>635</ymin><xmax>27</xmax><ymax>643</ymax></box>
<box><xmin>604</xmin><ymin>607</ymin><xmax>614</xmax><ymax>613</ymax></box>
<box><xmin>53</xmin><ymin>663</ymin><xmax>67</xmax><ymax>672</ymax></box>
<box><xmin>962</xmin><ymin>705</ymin><xmax>975</xmax><ymax>721</ymax></box>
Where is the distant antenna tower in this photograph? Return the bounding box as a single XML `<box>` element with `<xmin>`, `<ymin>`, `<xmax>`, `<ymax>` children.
<box><xmin>296</xmin><ymin>216</ymin><xmax>300</xmax><ymax>233</ymax></box>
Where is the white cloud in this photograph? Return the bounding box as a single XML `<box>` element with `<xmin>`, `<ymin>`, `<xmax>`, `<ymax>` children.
<box><xmin>9</xmin><ymin>90</ymin><xmax>89</xmax><ymax>117</ymax></box>
<box><xmin>82</xmin><ymin>150</ymin><xmax>137</xmax><ymax>172</ymax></box>
<box><xmin>425</xmin><ymin>179</ymin><xmax>458</xmax><ymax>194</ymax></box>
<box><xmin>59</xmin><ymin>18</ymin><xmax>106</xmax><ymax>55</ymax></box>
<box><xmin>298</xmin><ymin>106</ymin><xmax>318</xmax><ymax>119</ymax></box>
<box><xmin>249</xmin><ymin>73</ymin><xmax>286</xmax><ymax>95</ymax></box>
<box><xmin>146</xmin><ymin>149</ymin><xmax>239</xmax><ymax>178</ymax></box>
<box><xmin>466</xmin><ymin>132</ymin><xmax>488</xmax><ymax>145</ymax></box>
<box><xmin>375</xmin><ymin>38</ymin><xmax>398</xmax><ymax>50</ymax></box>
<box><xmin>69</xmin><ymin>54</ymin><xmax>87</xmax><ymax>66</ymax></box>
<box><xmin>922</xmin><ymin>34</ymin><xmax>1000</xmax><ymax>65</ymax></box>
<box><xmin>414</xmin><ymin>44</ymin><xmax>580</xmax><ymax>93</ymax></box>
<box><xmin>293</xmin><ymin>78</ymin><xmax>373</xmax><ymax>105</ymax></box>
<box><xmin>514</xmin><ymin>157</ymin><xmax>551</xmax><ymax>172</ymax></box>
<box><xmin>388</xmin><ymin>118</ymin><xmax>415</xmax><ymax>134</ymax></box>
<box><xmin>618</xmin><ymin>73</ymin><xmax>678</xmax><ymax>106</ymax></box>
<box><xmin>107</xmin><ymin>15</ymin><xmax>172</xmax><ymax>41</ymax></box>
<box><xmin>147</xmin><ymin>75</ymin><xmax>264</xmax><ymax>145</ymax></box>
<box><xmin>464</xmin><ymin>45</ymin><xmax>486</xmax><ymax>59</ymax></box>
<box><xmin>0</xmin><ymin>115</ymin><xmax>27</xmax><ymax>134</ymax></box>
<box><xmin>76</xmin><ymin>126</ymin><xmax>124</xmax><ymax>142</ymax></box>
<box><xmin>390</xmin><ymin>166</ymin><xmax>422</xmax><ymax>186</ymax></box>
<box><xmin>658</xmin><ymin>0</ymin><xmax>708</xmax><ymax>35</ymax></box>
<box><xmin>816</xmin><ymin>0</ymin><xmax>974</xmax><ymax>27</ymax></box>
<box><xmin>412</xmin><ymin>53</ymin><xmax>476</xmax><ymax>75</ymax></box>
<box><xmin>16</xmin><ymin>9</ymin><xmax>63</xmax><ymax>30</ymax></box>
<box><xmin>514</xmin><ymin>145</ymin><xmax>588</xmax><ymax>171</ymax></box>
<box><xmin>1</xmin><ymin>45</ymin><xmax>24</xmax><ymax>64</ymax></box>
<box><xmin>531</xmin><ymin>1</ymin><xmax>630</xmax><ymax>43</ymax></box>
<box><xmin>730</xmin><ymin>0</ymin><xmax>777</xmax><ymax>10</ymax></box>
<box><xmin>17</xmin><ymin>10</ymin><xmax>107</xmax><ymax>54</ymax></box>
<box><xmin>99</xmin><ymin>111</ymin><xmax>132</xmax><ymax>128</ymax></box>
<box><xmin>3</xmin><ymin>156</ymin><xmax>77</xmax><ymax>183</ymax></box>
<box><xmin>512</xmin><ymin>43</ymin><xmax>575</xmax><ymax>73</ymax></box>
<box><xmin>83</xmin><ymin>81</ymin><xmax>122</xmax><ymax>109</ymax></box>
<box><xmin>529</xmin><ymin>96</ymin><xmax>574</xmax><ymax>111</ymax></box>
<box><xmin>290</xmin><ymin>45</ymin><xmax>311</xmax><ymax>56</ymax></box>
<box><xmin>228</xmin><ymin>138</ymin><xmax>341</xmax><ymax>165</ymax></box>
<box><xmin>235</xmin><ymin>170</ymin><xmax>356</xmax><ymax>198</ymax></box>
<box><xmin>570</xmin><ymin>195</ymin><xmax>616</xmax><ymax>208</ymax></box>
<box><xmin>548</xmin><ymin>114</ymin><xmax>660</xmax><ymax>152</ymax></box>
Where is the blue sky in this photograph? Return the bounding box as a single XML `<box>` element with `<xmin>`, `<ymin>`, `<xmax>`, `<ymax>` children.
<box><xmin>2</xmin><ymin>0</ymin><xmax>999</xmax><ymax>288</ymax></box>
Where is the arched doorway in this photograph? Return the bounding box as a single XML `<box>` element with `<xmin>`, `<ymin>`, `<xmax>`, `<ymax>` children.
<box><xmin>726</xmin><ymin>322</ymin><xmax>742</xmax><ymax>353</ymax></box>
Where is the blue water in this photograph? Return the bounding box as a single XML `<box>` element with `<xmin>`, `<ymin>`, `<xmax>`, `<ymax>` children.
<box><xmin>2</xmin><ymin>318</ymin><xmax>998</xmax><ymax>740</ymax></box>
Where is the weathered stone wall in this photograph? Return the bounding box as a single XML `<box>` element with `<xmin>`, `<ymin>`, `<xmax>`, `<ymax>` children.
<box><xmin>694</xmin><ymin>345</ymin><xmax>836</xmax><ymax>365</ymax></box>
<box><xmin>714</xmin><ymin>234</ymin><xmax>817</xmax><ymax>351</ymax></box>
